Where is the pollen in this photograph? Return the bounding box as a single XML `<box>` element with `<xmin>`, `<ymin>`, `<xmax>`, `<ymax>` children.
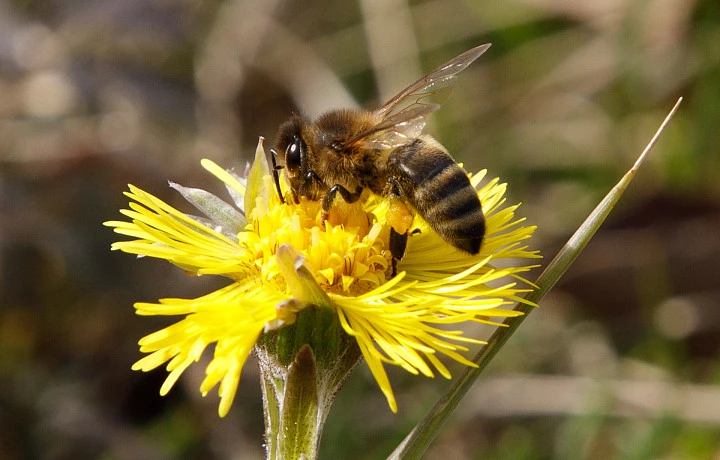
<box><xmin>385</xmin><ymin>197</ymin><xmax>414</xmax><ymax>234</ymax></box>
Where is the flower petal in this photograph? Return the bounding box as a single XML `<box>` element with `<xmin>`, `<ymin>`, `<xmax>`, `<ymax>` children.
<box><xmin>130</xmin><ymin>283</ymin><xmax>282</xmax><ymax>417</ymax></box>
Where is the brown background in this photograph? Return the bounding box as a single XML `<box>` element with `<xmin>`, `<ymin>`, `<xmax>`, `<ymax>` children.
<box><xmin>1</xmin><ymin>0</ymin><xmax>718</xmax><ymax>458</ymax></box>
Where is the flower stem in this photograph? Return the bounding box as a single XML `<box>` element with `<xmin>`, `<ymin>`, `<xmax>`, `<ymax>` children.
<box><xmin>259</xmin><ymin>345</ymin><xmax>320</xmax><ymax>459</ymax></box>
<box><xmin>257</xmin><ymin>304</ymin><xmax>362</xmax><ymax>459</ymax></box>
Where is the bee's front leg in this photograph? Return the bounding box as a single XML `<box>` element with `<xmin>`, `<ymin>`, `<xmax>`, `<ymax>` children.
<box><xmin>295</xmin><ymin>170</ymin><xmax>324</xmax><ymax>204</ymax></box>
<box><xmin>320</xmin><ymin>184</ymin><xmax>363</xmax><ymax>224</ymax></box>
<box><xmin>270</xmin><ymin>149</ymin><xmax>285</xmax><ymax>204</ymax></box>
<box><xmin>269</xmin><ymin>148</ymin><xmax>286</xmax><ymax>204</ymax></box>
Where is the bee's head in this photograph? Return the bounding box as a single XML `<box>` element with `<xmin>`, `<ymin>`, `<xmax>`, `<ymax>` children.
<box><xmin>275</xmin><ymin>115</ymin><xmax>312</xmax><ymax>203</ymax></box>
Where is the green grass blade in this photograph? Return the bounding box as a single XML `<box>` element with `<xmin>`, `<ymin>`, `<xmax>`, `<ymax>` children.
<box><xmin>389</xmin><ymin>98</ymin><xmax>683</xmax><ymax>460</ymax></box>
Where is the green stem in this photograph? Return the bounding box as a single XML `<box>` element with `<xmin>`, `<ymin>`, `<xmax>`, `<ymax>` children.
<box><xmin>257</xmin><ymin>313</ymin><xmax>362</xmax><ymax>460</ymax></box>
<box><xmin>258</xmin><ymin>341</ymin><xmax>325</xmax><ymax>460</ymax></box>
<box><xmin>258</xmin><ymin>349</ymin><xmax>284</xmax><ymax>460</ymax></box>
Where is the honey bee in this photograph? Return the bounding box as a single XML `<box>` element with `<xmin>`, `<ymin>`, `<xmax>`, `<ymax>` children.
<box><xmin>272</xmin><ymin>44</ymin><xmax>491</xmax><ymax>276</ymax></box>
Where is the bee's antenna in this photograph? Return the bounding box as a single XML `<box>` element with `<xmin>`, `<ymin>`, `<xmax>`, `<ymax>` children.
<box><xmin>270</xmin><ymin>148</ymin><xmax>286</xmax><ymax>204</ymax></box>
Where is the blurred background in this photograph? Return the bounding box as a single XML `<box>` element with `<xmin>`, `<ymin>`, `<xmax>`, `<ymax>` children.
<box><xmin>0</xmin><ymin>0</ymin><xmax>718</xmax><ymax>458</ymax></box>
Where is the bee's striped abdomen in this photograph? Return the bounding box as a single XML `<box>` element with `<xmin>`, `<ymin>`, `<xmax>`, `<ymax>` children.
<box><xmin>388</xmin><ymin>136</ymin><xmax>485</xmax><ymax>254</ymax></box>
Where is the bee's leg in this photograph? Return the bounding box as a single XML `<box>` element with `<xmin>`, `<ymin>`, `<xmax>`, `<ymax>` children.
<box><xmin>320</xmin><ymin>184</ymin><xmax>363</xmax><ymax>224</ymax></box>
<box><xmin>384</xmin><ymin>178</ymin><xmax>414</xmax><ymax>277</ymax></box>
<box><xmin>389</xmin><ymin>227</ymin><xmax>407</xmax><ymax>277</ymax></box>
<box><xmin>269</xmin><ymin>148</ymin><xmax>285</xmax><ymax>204</ymax></box>
<box><xmin>296</xmin><ymin>170</ymin><xmax>323</xmax><ymax>204</ymax></box>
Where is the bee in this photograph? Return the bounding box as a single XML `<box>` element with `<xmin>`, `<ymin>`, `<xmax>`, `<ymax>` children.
<box><xmin>272</xmin><ymin>44</ymin><xmax>491</xmax><ymax>276</ymax></box>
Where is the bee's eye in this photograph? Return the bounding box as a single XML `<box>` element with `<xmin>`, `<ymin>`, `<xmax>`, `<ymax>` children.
<box><xmin>285</xmin><ymin>137</ymin><xmax>303</xmax><ymax>172</ymax></box>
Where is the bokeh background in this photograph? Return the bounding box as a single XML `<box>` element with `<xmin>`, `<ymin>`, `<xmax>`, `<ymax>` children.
<box><xmin>1</xmin><ymin>0</ymin><xmax>718</xmax><ymax>458</ymax></box>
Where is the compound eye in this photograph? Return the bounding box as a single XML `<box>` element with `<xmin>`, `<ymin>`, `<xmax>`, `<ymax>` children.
<box><xmin>285</xmin><ymin>137</ymin><xmax>303</xmax><ymax>172</ymax></box>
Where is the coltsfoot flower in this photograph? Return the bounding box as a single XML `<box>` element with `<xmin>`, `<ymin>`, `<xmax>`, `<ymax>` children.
<box><xmin>105</xmin><ymin>138</ymin><xmax>540</xmax><ymax>417</ymax></box>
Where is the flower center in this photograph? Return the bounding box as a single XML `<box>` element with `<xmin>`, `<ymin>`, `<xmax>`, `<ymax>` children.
<box><xmin>239</xmin><ymin>192</ymin><xmax>393</xmax><ymax>296</ymax></box>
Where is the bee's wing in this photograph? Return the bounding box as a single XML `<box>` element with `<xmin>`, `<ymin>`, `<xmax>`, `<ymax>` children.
<box><xmin>344</xmin><ymin>44</ymin><xmax>491</xmax><ymax>152</ymax></box>
<box><xmin>374</xmin><ymin>43</ymin><xmax>491</xmax><ymax>119</ymax></box>
<box><xmin>347</xmin><ymin>43</ymin><xmax>490</xmax><ymax>150</ymax></box>
<box><xmin>351</xmin><ymin>104</ymin><xmax>439</xmax><ymax>150</ymax></box>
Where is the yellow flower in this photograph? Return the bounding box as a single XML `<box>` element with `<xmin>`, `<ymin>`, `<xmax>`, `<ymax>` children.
<box><xmin>105</xmin><ymin>138</ymin><xmax>540</xmax><ymax>416</ymax></box>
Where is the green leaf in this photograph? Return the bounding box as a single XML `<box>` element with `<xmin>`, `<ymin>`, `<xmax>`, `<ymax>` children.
<box><xmin>389</xmin><ymin>98</ymin><xmax>683</xmax><ymax>460</ymax></box>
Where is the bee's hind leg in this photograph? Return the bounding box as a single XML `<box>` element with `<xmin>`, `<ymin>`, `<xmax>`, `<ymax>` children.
<box><xmin>383</xmin><ymin>178</ymin><xmax>414</xmax><ymax>277</ymax></box>
<box><xmin>389</xmin><ymin>228</ymin><xmax>408</xmax><ymax>277</ymax></box>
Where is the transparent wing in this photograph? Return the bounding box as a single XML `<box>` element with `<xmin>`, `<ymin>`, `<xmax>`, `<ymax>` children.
<box><xmin>346</xmin><ymin>43</ymin><xmax>490</xmax><ymax>150</ymax></box>
<box><xmin>375</xmin><ymin>43</ymin><xmax>491</xmax><ymax>119</ymax></box>
<box><xmin>344</xmin><ymin>44</ymin><xmax>491</xmax><ymax>151</ymax></box>
<box><xmin>352</xmin><ymin>104</ymin><xmax>437</xmax><ymax>150</ymax></box>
